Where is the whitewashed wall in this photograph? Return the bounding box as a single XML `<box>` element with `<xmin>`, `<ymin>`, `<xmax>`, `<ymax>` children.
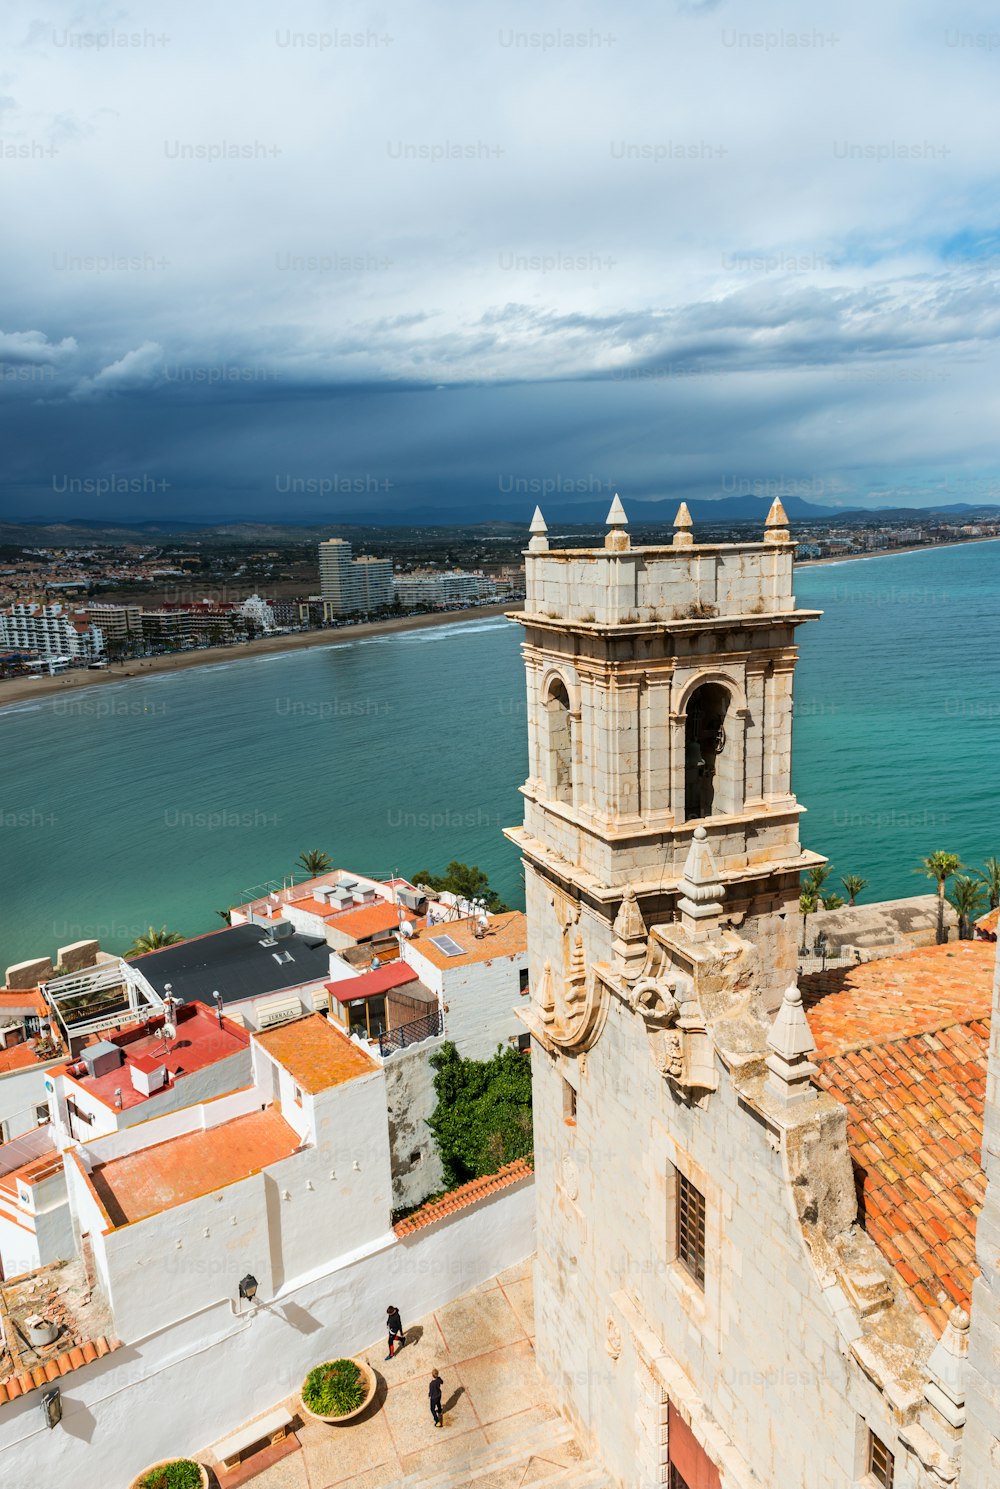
<box><xmin>0</xmin><ymin>1061</ymin><xmax>58</xmax><ymax>1141</ymax></box>
<box><xmin>0</xmin><ymin>1176</ymin><xmax>535</xmax><ymax>1489</ymax></box>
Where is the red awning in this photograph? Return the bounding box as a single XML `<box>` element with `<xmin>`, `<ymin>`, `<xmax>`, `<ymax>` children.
<box><xmin>326</xmin><ymin>963</ymin><xmax>419</xmax><ymax>1004</ymax></box>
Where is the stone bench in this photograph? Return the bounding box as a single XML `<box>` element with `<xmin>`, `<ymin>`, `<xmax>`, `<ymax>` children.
<box><xmin>213</xmin><ymin>1407</ymin><xmax>294</xmax><ymax>1473</ymax></box>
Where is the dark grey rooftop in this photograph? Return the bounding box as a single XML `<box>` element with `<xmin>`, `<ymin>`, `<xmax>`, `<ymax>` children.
<box><xmin>128</xmin><ymin>923</ymin><xmax>332</xmax><ymax>1006</ymax></box>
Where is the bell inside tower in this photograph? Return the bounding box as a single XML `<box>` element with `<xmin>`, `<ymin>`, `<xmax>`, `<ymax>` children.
<box><xmin>684</xmin><ymin>682</ymin><xmax>732</xmax><ymax>821</ymax></box>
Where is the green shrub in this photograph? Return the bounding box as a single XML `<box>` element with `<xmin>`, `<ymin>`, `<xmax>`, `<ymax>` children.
<box><xmin>428</xmin><ymin>1041</ymin><xmax>533</xmax><ymax>1186</ymax></box>
<box><xmin>140</xmin><ymin>1461</ymin><xmax>203</xmax><ymax>1489</ymax></box>
<box><xmin>302</xmin><ymin>1358</ymin><xmax>366</xmax><ymax>1417</ymax></box>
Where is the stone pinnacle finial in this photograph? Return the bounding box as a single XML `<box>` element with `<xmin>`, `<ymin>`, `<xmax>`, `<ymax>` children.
<box><xmin>925</xmin><ymin>1306</ymin><xmax>970</xmax><ymax>1428</ymax></box>
<box><xmin>605</xmin><ymin>493</ymin><xmax>630</xmax><ymax>551</ymax></box>
<box><xmin>672</xmin><ymin>501</ymin><xmax>694</xmax><ymax>548</ymax></box>
<box><xmin>764</xmin><ymin>497</ymin><xmax>791</xmax><ymax>545</ymax></box>
<box><xmin>612</xmin><ymin>886</ymin><xmax>647</xmax><ymax>983</ymax></box>
<box><xmin>765</xmin><ymin>982</ymin><xmax>818</xmax><ymax>1104</ymax></box>
<box><xmin>528</xmin><ymin>505</ymin><xmax>549</xmax><ymax>552</ymax></box>
<box><xmin>676</xmin><ymin>826</ymin><xmax>725</xmax><ymax>940</ymax></box>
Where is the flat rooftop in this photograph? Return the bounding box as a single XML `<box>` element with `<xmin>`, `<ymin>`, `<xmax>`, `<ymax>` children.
<box><xmin>88</xmin><ymin>1106</ymin><xmax>300</xmax><ymax>1227</ymax></box>
<box><xmin>254</xmin><ymin>1012</ymin><xmax>378</xmax><ymax>1092</ymax></box>
<box><xmin>60</xmin><ymin>1002</ymin><xmax>249</xmax><ymax>1111</ymax></box>
<box><xmin>408</xmin><ymin>911</ymin><xmax>527</xmax><ymax>970</ymax></box>
<box><xmin>129</xmin><ymin>922</ymin><xmax>332</xmax><ymax>1005</ymax></box>
<box><xmin>803</xmin><ymin>941</ymin><xmax>994</xmax><ymax>1335</ymax></box>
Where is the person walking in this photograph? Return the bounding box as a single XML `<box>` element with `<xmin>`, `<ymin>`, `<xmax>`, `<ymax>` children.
<box><xmin>429</xmin><ymin>1368</ymin><xmax>444</xmax><ymax>1428</ymax></box>
<box><xmin>385</xmin><ymin>1304</ymin><xmax>405</xmax><ymax>1360</ymax></box>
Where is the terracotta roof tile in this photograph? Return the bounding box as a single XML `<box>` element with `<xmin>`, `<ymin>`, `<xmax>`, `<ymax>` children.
<box><xmin>802</xmin><ymin>941</ymin><xmax>993</xmax><ymax>1056</ymax></box>
<box><xmin>816</xmin><ymin>1015</ymin><xmax>988</xmax><ymax>1337</ymax></box>
<box><xmin>804</xmin><ymin>943</ymin><xmax>995</xmax><ymax>1337</ymax></box>
<box><xmin>393</xmin><ymin>1157</ymin><xmax>533</xmax><ymax>1237</ymax></box>
<box><xmin>0</xmin><ymin>1337</ymin><xmax>121</xmax><ymax>1407</ymax></box>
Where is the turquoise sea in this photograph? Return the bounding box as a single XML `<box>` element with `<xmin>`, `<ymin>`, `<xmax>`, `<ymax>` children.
<box><xmin>1</xmin><ymin>542</ymin><xmax>997</xmax><ymax>969</ymax></box>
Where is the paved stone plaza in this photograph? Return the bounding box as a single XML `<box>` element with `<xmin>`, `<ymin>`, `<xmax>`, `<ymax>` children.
<box><xmin>199</xmin><ymin>1259</ymin><xmax>608</xmax><ymax>1489</ymax></box>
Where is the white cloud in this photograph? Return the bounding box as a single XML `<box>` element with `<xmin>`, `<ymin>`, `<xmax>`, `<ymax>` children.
<box><xmin>71</xmin><ymin>340</ymin><xmax>163</xmax><ymax>399</ymax></box>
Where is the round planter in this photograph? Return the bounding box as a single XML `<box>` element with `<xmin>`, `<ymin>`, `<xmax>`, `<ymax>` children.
<box><xmin>129</xmin><ymin>1461</ymin><xmax>209</xmax><ymax>1489</ymax></box>
<box><xmin>299</xmin><ymin>1357</ymin><xmax>377</xmax><ymax>1425</ymax></box>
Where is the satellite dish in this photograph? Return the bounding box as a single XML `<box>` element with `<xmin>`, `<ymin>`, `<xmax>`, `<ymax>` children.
<box><xmin>400</xmin><ymin>920</ymin><xmax>415</xmax><ymax>938</ymax></box>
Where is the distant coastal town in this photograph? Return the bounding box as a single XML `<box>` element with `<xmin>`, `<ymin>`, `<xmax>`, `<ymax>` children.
<box><xmin>1</xmin><ymin>513</ymin><xmax>995</xmax><ymax>695</ymax></box>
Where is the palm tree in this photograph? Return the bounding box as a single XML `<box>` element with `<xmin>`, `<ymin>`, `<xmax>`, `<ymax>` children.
<box><xmin>127</xmin><ymin>925</ymin><xmax>184</xmax><ymax>957</ymax></box>
<box><xmin>840</xmin><ymin>874</ymin><xmax>867</xmax><ymax>906</ymax></box>
<box><xmin>802</xmin><ymin>863</ymin><xmax>833</xmax><ymax>897</ymax></box>
<box><xmin>915</xmin><ymin>852</ymin><xmax>963</xmax><ymax>944</ymax></box>
<box><xmin>822</xmin><ymin>893</ymin><xmax>845</xmax><ymax>910</ymax></box>
<box><xmin>799</xmin><ymin>889</ymin><xmax>819</xmax><ymax>954</ymax></box>
<box><xmin>975</xmin><ymin>856</ymin><xmax>1000</xmax><ymax>911</ymax></box>
<box><xmin>216</xmin><ymin>908</ymin><xmax>233</xmax><ymax>925</ymax></box>
<box><xmin>948</xmin><ymin>875</ymin><xmax>988</xmax><ymax>940</ymax></box>
<box><xmin>296</xmin><ymin>849</ymin><xmax>333</xmax><ymax>878</ymax></box>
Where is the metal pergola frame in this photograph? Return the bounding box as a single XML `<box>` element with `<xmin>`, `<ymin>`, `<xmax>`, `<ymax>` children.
<box><xmin>44</xmin><ymin>960</ymin><xmax>165</xmax><ymax>1045</ymax></box>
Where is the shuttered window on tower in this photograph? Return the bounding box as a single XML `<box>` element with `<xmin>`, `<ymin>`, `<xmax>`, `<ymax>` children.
<box><xmin>675</xmin><ymin>1171</ymin><xmax>706</xmax><ymax>1288</ymax></box>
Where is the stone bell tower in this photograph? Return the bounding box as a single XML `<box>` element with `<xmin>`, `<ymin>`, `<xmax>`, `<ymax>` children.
<box><xmin>507</xmin><ymin>495</ymin><xmax>822</xmax><ymax>1030</ymax></box>
<box><xmin>506</xmin><ymin>497</ymin><xmax>824</xmax><ymax>1485</ymax></box>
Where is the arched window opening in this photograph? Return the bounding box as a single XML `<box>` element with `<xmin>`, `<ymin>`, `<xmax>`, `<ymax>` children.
<box><xmin>545</xmin><ymin>679</ymin><xmax>573</xmax><ymax>805</ymax></box>
<box><xmin>684</xmin><ymin>682</ymin><xmax>732</xmax><ymax>820</ymax></box>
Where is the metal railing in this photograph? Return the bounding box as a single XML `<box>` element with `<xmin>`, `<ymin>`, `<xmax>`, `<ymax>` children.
<box><xmin>378</xmin><ymin>1008</ymin><xmax>444</xmax><ymax>1058</ymax></box>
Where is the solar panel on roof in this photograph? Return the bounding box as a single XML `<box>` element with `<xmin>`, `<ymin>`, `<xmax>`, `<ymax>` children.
<box><xmin>429</xmin><ymin>934</ymin><xmax>464</xmax><ymax>956</ymax></box>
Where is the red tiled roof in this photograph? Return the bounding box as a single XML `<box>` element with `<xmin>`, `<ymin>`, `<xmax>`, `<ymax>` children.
<box><xmin>0</xmin><ymin>1336</ymin><xmax>121</xmax><ymax>1405</ymax></box>
<box><xmin>0</xmin><ymin>990</ymin><xmax>48</xmax><ymax>1016</ymax></box>
<box><xmin>804</xmin><ymin>942</ymin><xmax>994</xmax><ymax>1336</ymax></box>
<box><xmin>393</xmin><ymin>1157</ymin><xmax>533</xmax><ymax>1237</ymax></box>
<box><xmin>977</xmin><ymin>906</ymin><xmax>998</xmax><ymax>935</ymax></box>
<box><xmin>0</xmin><ymin>1045</ymin><xmax>44</xmax><ymax>1075</ymax></box>
<box><xmin>326</xmin><ymin>964</ymin><xmax>418</xmax><ymax>1004</ymax></box>
<box><xmin>802</xmin><ymin>942</ymin><xmax>994</xmax><ymax>1057</ymax></box>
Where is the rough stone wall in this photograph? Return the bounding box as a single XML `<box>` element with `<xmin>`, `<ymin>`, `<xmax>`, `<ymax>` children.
<box><xmin>382</xmin><ymin>1038</ymin><xmax>446</xmax><ymax>1210</ymax></box>
<box><xmin>530</xmin><ymin>962</ymin><xmax>930</xmax><ymax>1487</ymax></box>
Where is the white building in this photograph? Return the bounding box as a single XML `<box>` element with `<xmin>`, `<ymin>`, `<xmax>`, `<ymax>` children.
<box><xmin>392</xmin><ymin>570</ymin><xmax>492</xmax><ymax>607</ymax></box>
<box><xmin>0</xmin><ymin>1002</ymin><xmax>252</xmax><ymax>1279</ymax></box>
<box><xmin>237</xmin><ymin>593</ymin><xmax>276</xmax><ymax>632</ymax></box>
<box><xmin>401</xmin><ymin>910</ymin><xmax>529</xmax><ymax>1058</ymax></box>
<box><xmin>0</xmin><ymin>602</ymin><xmax>104</xmax><ymax>661</ymax></box>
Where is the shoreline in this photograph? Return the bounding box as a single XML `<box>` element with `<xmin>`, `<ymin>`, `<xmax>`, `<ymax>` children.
<box><xmin>795</xmin><ymin>534</ymin><xmax>999</xmax><ymax>568</ymax></box>
<box><xmin>0</xmin><ymin>602</ymin><xmax>520</xmax><ymax>710</ymax></box>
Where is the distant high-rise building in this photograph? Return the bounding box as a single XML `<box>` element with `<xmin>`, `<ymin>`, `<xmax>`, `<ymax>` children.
<box><xmin>318</xmin><ymin>539</ymin><xmax>391</xmax><ymax>615</ymax></box>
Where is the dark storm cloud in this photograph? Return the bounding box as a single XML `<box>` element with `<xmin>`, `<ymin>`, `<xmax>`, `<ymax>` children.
<box><xmin>2</xmin><ymin>0</ymin><xmax>999</xmax><ymax>522</ymax></box>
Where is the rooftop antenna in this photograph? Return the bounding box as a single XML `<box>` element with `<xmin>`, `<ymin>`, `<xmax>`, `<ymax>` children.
<box><xmin>213</xmin><ymin>990</ymin><xmax>224</xmax><ymax>1029</ymax></box>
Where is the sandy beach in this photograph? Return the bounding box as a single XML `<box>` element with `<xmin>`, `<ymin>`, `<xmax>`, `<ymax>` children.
<box><xmin>0</xmin><ymin>602</ymin><xmax>521</xmax><ymax>710</ymax></box>
<box><xmin>795</xmin><ymin>535</ymin><xmax>999</xmax><ymax>568</ymax></box>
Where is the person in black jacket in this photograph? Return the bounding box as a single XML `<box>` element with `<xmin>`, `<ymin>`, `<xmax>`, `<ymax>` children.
<box><xmin>385</xmin><ymin>1304</ymin><xmax>405</xmax><ymax>1359</ymax></box>
<box><xmin>429</xmin><ymin>1368</ymin><xmax>444</xmax><ymax>1427</ymax></box>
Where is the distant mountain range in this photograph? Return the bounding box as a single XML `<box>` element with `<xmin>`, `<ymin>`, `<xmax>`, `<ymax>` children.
<box><xmin>2</xmin><ymin>495</ymin><xmax>998</xmax><ymax>545</ymax></box>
